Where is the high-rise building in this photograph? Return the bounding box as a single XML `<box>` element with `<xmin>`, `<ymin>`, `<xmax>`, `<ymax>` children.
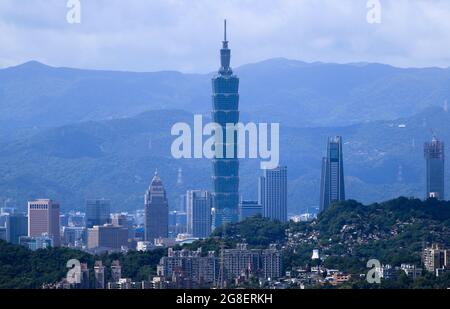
<box><xmin>28</xmin><ymin>199</ymin><xmax>61</xmax><ymax>246</ymax></box>
<box><xmin>87</xmin><ymin>224</ymin><xmax>128</xmax><ymax>251</ymax></box>
<box><xmin>169</xmin><ymin>210</ymin><xmax>187</xmax><ymax>237</ymax></box>
<box><xmin>259</xmin><ymin>166</ymin><xmax>288</xmax><ymax>222</ymax></box>
<box><xmin>144</xmin><ymin>171</ymin><xmax>169</xmax><ymax>243</ymax></box>
<box><xmin>94</xmin><ymin>261</ymin><xmax>105</xmax><ymax>289</ymax></box>
<box><xmin>62</xmin><ymin>226</ymin><xmax>86</xmax><ymax>247</ymax></box>
<box><xmin>211</xmin><ymin>20</ymin><xmax>240</xmax><ymax>229</ymax></box>
<box><xmin>111</xmin><ymin>260</ymin><xmax>122</xmax><ymax>283</ymax></box>
<box><xmin>179</xmin><ymin>194</ymin><xmax>187</xmax><ymax>212</ymax></box>
<box><xmin>423</xmin><ymin>244</ymin><xmax>450</xmax><ymax>272</ymax></box>
<box><xmin>424</xmin><ymin>136</ymin><xmax>445</xmax><ymax>200</ymax></box>
<box><xmin>5</xmin><ymin>213</ymin><xmax>28</xmax><ymax>244</ymax></box>
<box><xmin>221</xmin><ymin>243</ymin><xmax>283</xmax><ymax>281</ymax></box>
<box><xmin>222</xmin><ymin>243</ymin><xmax>261</xmax><ymax>280</ymax></box>
<box><xmin>261</xmin><ymin>244</ymin><xmax>283</xmax><ymax>280</ymax></box>
<box><xmin>111</xmin><ymin>213</ymin><xmax>127</xmax><ymax>227</ymax></box>
<box><xmin>186</xmin><ymin>190</ymin><xmax>212</xmax><ymax>238</ymax></box>
<box><xmin>86</xmin><ymin>199</ymin><xmax>110</xmax><ymax>228</ymax></box>
<box><xmin>80</xmin><ymin>263</ymin><xmax>90</xmax><ymax>289</ymax></box>
<box><xmin>319</xmin><ymin>136</ymin><xmax>346</xmax><ymax>212</ymax></box>
<box><xmin>156</xmin><ymin>248</ymin><xmax>217</xmax><ymax>288</ymax></box>
<box><xmin>239</xmin><ymin>200</ymin><xmax>262</xmax><ymax>221</ymax></box>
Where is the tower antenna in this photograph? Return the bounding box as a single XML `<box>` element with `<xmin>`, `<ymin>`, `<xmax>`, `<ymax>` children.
<box><xmin>224</xmin><ymin>19</ymin><xmax>227</xmax><ymax>42</ymax></box>
<box><xmin>430</xmin><ymin>128</ymin><xmax>437</xmax><ymax>141</ymax></box>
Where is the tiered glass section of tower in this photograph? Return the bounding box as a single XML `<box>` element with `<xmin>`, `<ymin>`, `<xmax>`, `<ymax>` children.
<box><xmin>211</xmin><ymin>20</ymin><xmax>240</xmax><ymax>228</ymax></box>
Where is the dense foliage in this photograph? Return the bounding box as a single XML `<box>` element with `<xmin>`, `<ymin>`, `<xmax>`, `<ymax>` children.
<box><xmin>188</xmin><ymin>197</ymin><xmax>450</xmax><ymax>288</ymax></box>
<box><xmin>283</xmin><ymin>198</ymin><xmax>450</xmax><ymax>273</ymax></box>
<box><xmin>180</xmin><ymin>216</ymin><xmax>287</xmax><ymax>255</ymax></box>
<box><xmin>212</xmin><ymin>215</ymin><xmax>287</xmax><ymax>247</ymax></box>
<box><xmin>1</xmin><ymin>197</ymin><xmax>450</xmax><ymax>288</ymax></box>
<box><xmin>0</xmin><ymin>241</ymin><xmax>165</xmax><ymax>289</ymax></box>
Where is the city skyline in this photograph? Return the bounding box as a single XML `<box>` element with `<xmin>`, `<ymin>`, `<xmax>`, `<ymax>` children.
<box><xmin>1</xmin><ymin>2</ymin><xmax>450</xmax><ymax>297</ymax></box>
<box><xmin>2</xmin><ymin>129</ymin><xmax>447</xmax><ymax>217</ymax></box>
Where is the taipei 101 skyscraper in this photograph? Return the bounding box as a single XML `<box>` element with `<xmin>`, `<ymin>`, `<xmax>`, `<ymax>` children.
<box><xmin>211</xmin><ymin>20</ymin><xmax>240</xmax><ymax>229</ymax></box>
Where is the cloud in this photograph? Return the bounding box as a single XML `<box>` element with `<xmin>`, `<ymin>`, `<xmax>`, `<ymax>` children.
<box><xmin>0</xmin><ymin>0</ymin><xmax>450</xmax><ymax>72</ymax></box>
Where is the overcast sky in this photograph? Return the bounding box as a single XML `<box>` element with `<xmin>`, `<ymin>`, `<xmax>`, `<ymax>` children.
<box><xmin>1</xmin><ymin>0</ymin><xmax>450</xmax><ymax>72</ymax></box>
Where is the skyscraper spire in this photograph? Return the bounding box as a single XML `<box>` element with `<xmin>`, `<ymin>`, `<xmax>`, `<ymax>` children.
<box><xmin>224</xmin><ymin>19</ymin><xmax>227</xmax><ymax>43</ymax></box>
<box><xmin>212</xmin><ymin>19</ymin><xmax>240</xmax><ymax>232</ymax></box>
<box><xmin>219</xmin><ymin>19</ymin><xmax>232</xmax><ymax>75</ymax></box>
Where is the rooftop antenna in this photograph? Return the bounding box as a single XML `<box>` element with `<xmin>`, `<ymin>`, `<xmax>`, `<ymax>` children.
<box><xmin>219</xmin><ymin>19</ymin><xmax>231</xmax><ymax>75</ymax></box>
<box><xmin>224</xmin><ymin>19</ymin><xmax>227</xmax><ymax>42</ymax></box>
<box><xmin>430</xmin><ymin>128</ymin><xmax>437</xmax><ymax>141</ymax></box>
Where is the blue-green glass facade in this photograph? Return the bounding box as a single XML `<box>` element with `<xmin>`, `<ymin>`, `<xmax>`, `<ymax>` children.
<box><xmin>424</xmin><ymin>137</ymin><xmax>445</xmax><ymax>200</ymax></box>
<box><xmin>211</xmin><ymin>21</ymin><xmax>240</xmax><ymax>229</ymax></box>
<box><xmin>319</xmin><ymin>136</ymin><xmax>345</xmax><ymax>212</ymax></box>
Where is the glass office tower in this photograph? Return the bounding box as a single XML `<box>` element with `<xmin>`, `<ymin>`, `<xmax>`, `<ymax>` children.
<box><xmin>86</xmin><ymin>199</ymin><xmax>110</xmax><ymax>228</ymax></box>
<box><xmin>319</xmin><ymin>136</ymin><xmax>346</xmax><ymax>212</ymax></box>
<box><xmin>259</xmin><ymin>166</ymin><xmax>288</xmax><ymax>222</ymax></box>
<box><xmin>186</xmin><ymin>190</ymin><xmax>212</xmax><ymax>238</ymax></box>
<box><xmin>424</xmin><ymin>136</ymin><xmax>445</xmax><ymax>200</ymax></box>
<box><xmin>211</xmin><ymin>20</ymin><xmax>240</xmax><ymax>229</ymax></box>
<box><xmin>145</xmin><ymin>171</ymin><xmax>169</xmax><ymax>242</ymax></box>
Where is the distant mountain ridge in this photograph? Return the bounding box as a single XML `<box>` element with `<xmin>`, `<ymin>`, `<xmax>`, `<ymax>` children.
<box><xmin>1</xmin><ymin>59</ymin><xmax>449</xmax><ymax>133</ymax></box>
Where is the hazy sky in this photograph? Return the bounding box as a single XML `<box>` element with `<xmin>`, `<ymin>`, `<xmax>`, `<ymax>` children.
<box><xmin>1</xmin><ymin>0</ymin><xmax>450</xmax><ymax>72</ymax></box>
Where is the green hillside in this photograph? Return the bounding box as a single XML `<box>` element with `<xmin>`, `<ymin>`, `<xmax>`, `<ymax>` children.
<box><xmin>1</xmin><ymin>197</ymin><xmax>450</xmax><ymax>288</ymax></box>
<box><xmin>190</xmin><ymin>197</ymin><xmax>450</xmax><ymax>275</ymax></box>
<box><xmin>1</xmin><ymin>106</ymin><xmax>449</xmax><ymax>213</ymax></box>
<box><xmin>0</xmin><ymin>240</ymin><xmax>165</xmax><ymax>289</ymax></box>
